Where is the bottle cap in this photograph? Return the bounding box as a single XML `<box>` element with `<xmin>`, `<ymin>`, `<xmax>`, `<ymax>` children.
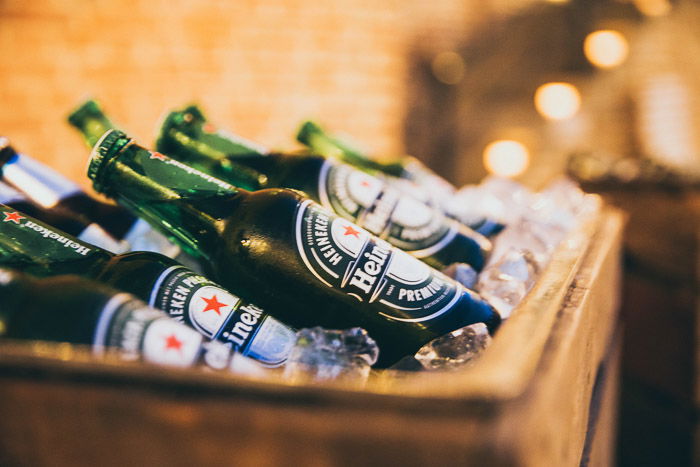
<box><xmin>87</xmin><ymin>129</ymin><xmax>131</xmax><ymax>194</ymax></box>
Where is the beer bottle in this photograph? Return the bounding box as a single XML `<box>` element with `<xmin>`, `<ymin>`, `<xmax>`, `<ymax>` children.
<box><xmin>0</xmin><ymin>268</ymin><xmax>261</xmax><ymax>373</ymax></box>
<box><xmin>297</xmin><ymin>121</ymin><xmax>505</xmax><ymax>237</ymax></box>
<box><xmin>0</xmin><ymin>180</ymin><xmax>125</xmax><ymax>252</ymax></box>
<box><xmin>0</xmin><ymin>137</ymin><xmax>181</xmax><ymax>257</ymax></box>
<box><xmin>89</xmin><ymin>130</ymin><xmax>501</xmax><ymax>367</ymax></box>
<box><xmin>0</xmin><ymin>204</ymin><xmax>296</xmax><ymax>367</ymax></box>
<box><xmin>156</xmin><ymin>106</ymin><xmax>491</xmax><ymax>271</ymax></box>
<box><xmin>67</xmin><ymin>99</ymin><xmax>116</xmax><ymax>148</ymax></box>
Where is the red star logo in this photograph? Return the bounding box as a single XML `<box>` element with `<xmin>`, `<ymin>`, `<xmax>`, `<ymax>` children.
<box><xmin>203</xmin><ymin>123</ymin><xmax>217</xmax><ymax>134</ymax></box>
<box><xmin>343</xmin><ymin>224</ymin><xmax>361</xmax><ymax>238</ymax></box>
<box><xmin>149</xmin><ymin>152</ymin><xmax>168</xmax><ymax>161</ymax></box>
<box><xmin>201</xmin><ymin>294</ymin><xmax>228</xmax><ymax>316</ymax></box>
<box><xmin>3</xmin><ymin>211</ymin><xmax>24</xmax><ymax>224</ymax></box>
<box><xmin>164</xmin><ymin>333</ymin><xmax>183</xmax><ymax>352</ymax></box>
<box><xmin>360</xmin><ymin>179</ymin><xmax>372</xmax><ymax>188</ymax></box>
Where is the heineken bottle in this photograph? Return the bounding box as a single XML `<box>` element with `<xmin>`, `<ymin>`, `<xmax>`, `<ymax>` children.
<box><xmin>297</xmin><ymin>121</ymin><xmax>505</xmax><ymax>237</ymax></box>
<box><xmin>89</xmin><ymin>130</ymin><xmax>501</xmax><ymax>367</ymax></box>
<box><xmin>156</xmin><ymin>106</ymin><xmax>491</xmax><ymax>271</ymax></box>
<box><xmin>71</xmin><ymin>100</ymin><xmax>266</xmax><ymax>192</ymax></box>
<box><xmin>67</xmin><ymin>99</ymin><xmax>117</xmax><ymax>148</ymax></box>
<box><xmin>0</xmin><ymin>203</ymin><xmax>296</xmax><ymax>367</ymax></box>
<box><xmin>0</xmin><ymin>180</ymin><xmax>125</xmax><ymax>252</ymax></box>
<box><xmin>0</xmin><ymin>136</ymin><xmax>181</xmax><ymax>257</ymax></box>
<box><xmin>0</xmin><ymin>268</ymin><xmax>261</xmax><ymax>373</ymax></box>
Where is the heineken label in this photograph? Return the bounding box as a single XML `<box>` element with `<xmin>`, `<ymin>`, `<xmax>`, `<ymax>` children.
<box><xmin>149</xmin><ymin>266</ymin><xmax>294</xmax><ymax>367</ymax></box>
<box><xmin>202</xmin><ymin>123</ymin><xmax>270</xmax><ymax>155</ymax></box>
<box><xmin>317</xmin><ymin>160</ymin><xmax>457</xmax><ymax>255</ymax></box>
<box><xmin>0</xmin><ymin>206</ymin><xmax>95</xmax><ymax>260</ymax></box>
<box><xmin>140</xmin><ymin>150</ymin><xmax>235</xmax><ymax>195</ymax></box>
<box><xmin>93</xmin><ymin>294</ymin><xmax>215</xmax><ymax>368</ymax></box>
<box><xmin>295</xmin><ymin>200</ymin><xmax>462</xmax><ymax>323</ymax></box>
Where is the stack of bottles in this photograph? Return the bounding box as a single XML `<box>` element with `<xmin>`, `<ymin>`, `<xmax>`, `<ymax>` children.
<box><xmin>0</xmin><ymin>99</ymin><xmax>599</xmax><ymax>385</ymax></box>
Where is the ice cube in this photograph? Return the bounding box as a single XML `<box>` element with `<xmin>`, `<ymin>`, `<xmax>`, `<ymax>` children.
<box><xmin>477</xmin><ymin>248</ymin><xmax>540</xmax><ymax>319</ymax></box>
<box><xmin>414</xmin><ymin>323</ymin><xmax>491</xmax><ymax>370</ymax></box>
<box><xmin>442</xmin><ymin>262</ymin><xmax>478</xmax><ymax>289</ymax></box>
<box><xmin>282</xmin><ymin>327</ymin><xmax>379</xmax><ymax>385</ymax></box>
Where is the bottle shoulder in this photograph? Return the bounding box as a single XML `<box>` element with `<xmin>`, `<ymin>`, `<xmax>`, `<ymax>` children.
<box><xmin>96</xmin><ymin>251</ymin><xmax>180</xmax><ymax>301</ymax></box>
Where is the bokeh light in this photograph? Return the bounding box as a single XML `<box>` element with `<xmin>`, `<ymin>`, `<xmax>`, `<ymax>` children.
<box><xmin>634</xmin><ymin>0</ymin><xmax>672</xmax><ymax>17</ymax></box>
<box><xmin>534</xmin><ymin>82</ymin><xmax>581</xmax><ymax>120</ymax></box>
<box><xmin>584</xmin><ymin>30</ymin><xmax>629</xmax><ymax>69</ymax></box>
<box><xmin>483</xmin><ymin>140</ymin><xmax>530</xmax><ymax>177</ymax></box>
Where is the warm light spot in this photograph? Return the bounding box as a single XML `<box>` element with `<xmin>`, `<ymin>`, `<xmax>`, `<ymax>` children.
<box><xmin>584</xmin><ymin>30</ymin><xmax>629</xmax><ymax>69</ymax></box>
<box><xmin>534</xmin><ymin>82</ymin><xmax>581</xmax><ymax>120</ymax></box>
<box><xmin>545</xmin><ymin>0</ymin><xmax>570</xmax><ymax>3</ymax></box>
<box><xmin>483</xmin><ymin>140</ymin><xmax>530</xmax><ymax>178</ymax></box>
<box><xmin>634</xmin><ymin>0</ymin><xmax>672</xmax><ymax>17</ymax></box>
<box><xmin>431</xmin><ymin>51</ymin><xmax>466</xmax><ymax>85</ymax></box>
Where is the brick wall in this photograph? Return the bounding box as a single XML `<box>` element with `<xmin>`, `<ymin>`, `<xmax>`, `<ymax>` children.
<box><xmin>0</xmin><ymin>0</ymin><xmax>537</xmax><ymax>190</ymax></box>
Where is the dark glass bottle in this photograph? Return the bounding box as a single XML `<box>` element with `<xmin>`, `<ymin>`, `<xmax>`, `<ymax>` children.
<box><xmin>67</xmin><ymin>99</ymin><xmax>117</xmax><ymax>148</ymax></box>
<box><xmin>0</xmin><ymin>136</ymin><xmax>181</xmax><ymax>257</ymax></box>
<box><xmin>297</xmin><ymin>121</ymin><xmax>505</xmax><ymax>237</ymax></box>
<box><xmin>0</xmin><ymin>204</ymin><xmax>296</xmax><ymax>367</ymax></box>
<box><xmin>156</xmin><ymin>106</ymin><xmax>491</xmax><ymax>271</ymax></box>
<box><xmin>0</xmin><ymin>269</ymin><xmax>254</xmax><ymax>372</ymax></box>
<box><xmin>0</xmin><ymin>180</ymin><xmax>124</xmax><ymax>252</ymax></box>
<box><xmin>89</xmin><ymin>130</ymin><xmax>501</xmax><ymax>367</ymax></box>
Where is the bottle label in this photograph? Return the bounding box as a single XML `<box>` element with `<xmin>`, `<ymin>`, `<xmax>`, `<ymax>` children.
<box><xmin>2</xmin><ymin>153</ymin><xmax>81</xmax><ymax>208</ymax></box>
<box><xmin>149</xmin><ymin>266</ymin><xmax>294</xmax><ymax>367</ymax></box>
<box><xmin>140</xmin><ymin>150</ymin><xmax>235</xmax><ymax>195</ymax></box>
<box><xmin>294</xmin><ymin>200</ymin><xmax>462</xmax><ymax>323</ymax></box>
<box><xmin>202</xmin><ymin>123</ymin><xmax>270</xmax><ymax>155</ymax></box>
<box><xmin>93</xmin><ymin>294</ymin><xmax>210</xmax><ymax>368</ymax></box>
<box><xmin>0</xmin><ymin>206</ymin><xmax>94</xmax><ymax>259</ymax></box>
<box><xmin>317</xmin><ymin>161</ymin><xmax>457</xmax><ymax>256</ymax></box>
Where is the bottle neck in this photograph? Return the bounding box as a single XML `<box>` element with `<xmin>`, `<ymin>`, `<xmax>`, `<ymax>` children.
<box><xmin>90</xmin><ymin>134</ymin><xmax>247</xmax><ymax>262</ymax></box>
<box><xmin>68</xmin><ymin>100</ymin><xmax>118</xmax><ymax>148</ymax></box>
<box><xmin>157</xmin><ymin>109</ymin><xmax>269</xmax><ymax>190</ymax></box>
<box><xmin>296</xmin><ymin>121</ymin><xmax>406</xmax><ymax>177</ymax></box>
<box><xmin>0</xmin><ymin>203</ymin><xmax>113</xmax><ymax>278</ymax></box>
<box><xmin>0</xmin><ymin>144</ymin><xmax>137</xmax><ymax>239</ymax></box>
<box><xmin>0</xmin><ymin>149</ymin><xmax>82</xmax><ymax>208</ymax></box>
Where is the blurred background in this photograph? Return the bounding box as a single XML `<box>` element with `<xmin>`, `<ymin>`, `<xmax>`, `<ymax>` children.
<box><xmin>1</xmin><ymin>0</ymin><xmax>699</xmax><ymax>465</ymax></box>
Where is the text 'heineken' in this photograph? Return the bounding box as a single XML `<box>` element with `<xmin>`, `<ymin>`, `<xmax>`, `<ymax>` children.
<box><xmin>0</xmin><ymin>136</ymin><xmax>181</xmax><ymax>257</ymax></box>
<box><xmin>0</xmin><ymin>203</ymin><xmax>296</xmax><ymax>367</ymax></box>
<box><xmin>88</xmin><ymin>130</ymin><xmax>501</xmax><ymax>367</ymax></box>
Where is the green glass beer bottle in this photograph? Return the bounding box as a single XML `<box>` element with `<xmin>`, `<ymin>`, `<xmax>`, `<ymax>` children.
<box><xmin>0</xmin><ymin>204</ymin><xmax>296</xmax><ymax>367</ymax></box>
<box><xmin>89</xmin><ymin>130</ymin><xmax>501</xmax><ymax>367</ymax></box>
<box><xmin>156</xmin><ymin>106</ymin><xmax>491</xmax><ymax>271</ymax></box>
<box><xmin>0</xmin><ymin>268</ymin><xmax>259</xmax><ymax>372</ymax></box>
<box><xmin>297</xmin><ymin>121</ymin><xmax>506</xmax><ymax>237</ymax></box>
<box><xmin>0</xmin><ymin>180</ymin><xmax>125</xmax><ymax>252</ymax></box>
<box><xmin>67</xmin><ymin>99</ymin><xmax>117</xmax><ymax>148</ymax></box>
<box><xmin>0</xmin><ymin>136</ymin><xmax>183</xmax><ymax>257</ymax></box>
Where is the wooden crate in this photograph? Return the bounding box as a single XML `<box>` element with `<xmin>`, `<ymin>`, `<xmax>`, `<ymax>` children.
<box><xmin>0</xmin><ymin>208</ymin><xmax>624</xmax><ymax>467</ymax></box>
